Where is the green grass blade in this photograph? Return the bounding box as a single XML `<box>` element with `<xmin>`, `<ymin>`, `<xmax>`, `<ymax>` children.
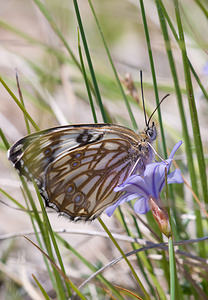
<box><xmin>0</xmin><ymin>128</ymin><xmax>10</xmax><ymax>150</ymax></box>
<box><xmin>194</xmin><ymin>0</ymin><xmax>208</xmax><ymax>19</ymax></box>
<box><xmin>0</xmin><ymin>187</ymin><xmax>27</xmax><ymax>211</ymax></box>
<box><xmin>22</xmin><ymin>179</ymin><xmax>66</xmax><ymax>300</ymax></box>
<box><xmin>32</xmin><ymin>274</ymin><xmax>51</xmax><ymax>300</ymax></box>
<box><xmin>168</xmin><ymin>237</ymin><xmax>176</xmax><ymax>300</ymax></box>
<box><xmin>0</xmin><ymin>76</ymin><xmax>39</xmax><ymax>131</ymax></box>
<box><xmin>98</xmin><ymin>217</ymin><xmax>150</xmax><ymax>300</ymax></box>
<box><xmin>25</xmin><ymin>236</ymin><xmax>87</xmax><ymax>300</ymax></box>
<box><xmin>154</xmin><ymin>0</ymin><xmax>204</xmax><ymax>252</ymax></box>
<box><xmin>78</xmin><ymin>30</ymin><xmax>98</xmax><ymax>123</ymax></box>
<box><xmin>21</xmin><ymin>179</ymin><xmax>64</xmax><ymax>296</ymax></box>
<box><xmin>31</xmin><ymin>0</ymin><xmax>111</xmax><ymax>121</ymax></box>
<box><xmin>24</xmin><ymin>196</ymin><xmax>57</xmax><ymax>293</ymax></box>
<box><xmin>156</xmin><ymin>0</ymin><xmax>208</xmax><ymax>100</ymax></box>
<box><xmin>34</xmin><ymin>183</ymin><xmax>72</xmax><ymax>298</ymax></box>
<box><xmin>118</xmin><ymin>207</ymin><xmax>160</xmax><ymax>299</ymax></box>
<box><xmin>0</xmin><ymin>19</ymin><xmax>46</xmax><ymax>47</ymax></box>
<box><xmin>73</xmin><ymin>0</ymin><xmax>108</xmax><ymax>123</ymax></box>
<box><xmin>131</xmin><ymin>213</ymin><xmax>167</xmax><ymax>300</ymax></box>
<box><xmin>139</xmin><ymin>0</ymin><xmax>167</xmax><ymax>158</ymax></box>
<box><xmin>15</xmin><ymin>73</ymin><xmax>31</xmax><ymax>134</ymax></box>
<box><xmin>32</xmin><ymin>0</ymin><xmax>81</xmax><ymax>72</ymax></box>
<box><xmin>174</xmin><ymin>0</ymin><xmax>208</xmax><ymax>206</ymax></box>
<box><xmin>88</xmin><ymin>0</ymin><xmax>138</xmax><ymax>130</ymax></box>
<box><xmin>21</xmin><ymin>178</ymin><xmax>66</xmax><ymax>300</ymax></box>
<box><xmin>55</xmin><ymin>234</ymin><xmax>125</xmax><ymax>300</ymax></box>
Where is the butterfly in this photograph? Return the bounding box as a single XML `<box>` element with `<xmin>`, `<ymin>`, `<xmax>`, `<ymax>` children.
<box><xmin>8</xmin><ymin>121</ymin><xmax>157</xmax><ymax>221</ymax></box>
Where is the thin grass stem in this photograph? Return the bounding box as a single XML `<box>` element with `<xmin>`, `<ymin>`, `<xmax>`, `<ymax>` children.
<box><xmin>154</xmin><ymin>0</ymin><xmax>204</xmax><ymax>255</ymax></box>
<box><xmin>88</xmin><ymin>0</ymin><xmax>138</xmax><ymax>130</ymax></box>
<box><xmin>0</xmin><ymin>76</ymin><xmax>39</xmax><ymax>131</ymax></box>
<box><xmin>98</xmin><ymin>217</ymin><xmax>151</xmax><ymax>300</ymax></box>
<box><xmin>173</xmin><ymin>0</ymin><xmax>208</xmax><ymax>207</ymax></box>
<box><xmin>78</xmin><ymin>29</ymin><xmax>98</xmax><ymax>123</ymax></box>
<box><xmin>138</xmin><ymin>0</ymin><xmax>167</xmax><ymax>158</ymax></box>
<box><xmin>73</xmin><ymin>0</ymin><xmax>108</xmax><ymax>123</ymax></box>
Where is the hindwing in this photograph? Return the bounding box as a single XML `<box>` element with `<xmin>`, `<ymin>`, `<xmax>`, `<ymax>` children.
<box><xmin>8</xmin><ymin>123</ymin><xmax>151</xmax><ymax>220</ymax></box>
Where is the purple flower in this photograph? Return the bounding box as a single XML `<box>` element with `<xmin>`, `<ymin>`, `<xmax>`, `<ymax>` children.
<box><xmin>106</xmin><ymin>141</ymin><xmax>183</xmax><ymax>217</ymax></box>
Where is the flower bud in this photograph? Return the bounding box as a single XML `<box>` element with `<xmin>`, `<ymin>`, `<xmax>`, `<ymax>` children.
<box><xmin>149</xmin><ymin>197</ymin><xmax>171</xmax><ymax>237</ymax></box>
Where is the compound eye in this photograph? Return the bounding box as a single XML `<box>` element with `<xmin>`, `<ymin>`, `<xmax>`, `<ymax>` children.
<box><xmin>147</xmin><ymin>123</ymin><xmax>157</xmax><ymax>141</ymax></box>
<box><xmin>148</xmin><ymin>130</ymin><xmax>153</xmax><ymax>138</ymax></box>
<box><xmin>147</xmin><ymin>130</ymin><xmax>155</xmax><ymax>140</ymax></box>
<box><xmin>148</xmin><ymin>130</ymin><xmax>154</xmax><ymax>137</ymax></box>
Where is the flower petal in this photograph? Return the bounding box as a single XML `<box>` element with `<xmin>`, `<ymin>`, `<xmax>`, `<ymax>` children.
<box><xmin>106</xmin><ymin>193</ymin><xmax>138</xmax><ymax>216</ymax></box>
<box><xmin>114</xmin><ymin>175</ymin><xmax>150</xmax><ymax>199</ymax></box>
<box><xmin>144</xmin><ymin>162</ymin><xmax>166</xmax><ymax>197</ymax></box>
<box><xmin>167</xmin><ymin>169</ymin><xmax>183</xmax><ymax>184</ymax></box>
<box><xmin>108</xmin><ymin>141</ymin><xmax>183</xmax><ymax>217</ymax></box>
<box><xmin>146</xmin><ymin>141</ymin><xmax>183</xmax><ymax>194</ymax></box>
<box><xmin>169</xmin><ymin>141</ymin><xmax>182</xmax><ymax>159</ymax></box>
<box><xmin>134</xmin><ymin>197</ymin><xmax>150</xmax><ymax>214</ymax></box>
<box><xmin>159</xmin><ymin>169</ymin><xmax>184</xmax><ymax>192</ymax></box>
<box><xmin>114</xmin><ymin>174</ymin><xmax>138</xmax><ymax>191</ymax></box>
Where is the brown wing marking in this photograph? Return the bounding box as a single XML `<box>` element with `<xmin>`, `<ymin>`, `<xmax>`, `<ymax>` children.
<box><xmin>43</xmin><ymin>139</ymin><xmax>137</xmax><ymax>220</ymax></box>
<box><xmin>8</xmin><ymin>124</ymin><xmax>144</xmax><ymax>220</ymax></box>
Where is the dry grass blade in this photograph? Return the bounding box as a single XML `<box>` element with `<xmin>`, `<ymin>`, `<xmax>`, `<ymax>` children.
<box><xmin>0</xmin><ymin>261</ymin><xmax>44</xmax><ymax>300</ymax></box>
<box><xmin>24</xmin><ymin>236</ymin><xmax>86</xmax><ymax>299</ymax></box>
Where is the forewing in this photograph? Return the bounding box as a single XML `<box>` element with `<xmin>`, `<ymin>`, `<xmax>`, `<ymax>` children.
<box><xmin>8</xmin><ymin>124</ymin><xmax>140</xmax><ymax>220</ymax></box>
<box><xmin>8</xmin><ymin>124</ymin><xmax>139</xmax><ymax>182</ymax></box>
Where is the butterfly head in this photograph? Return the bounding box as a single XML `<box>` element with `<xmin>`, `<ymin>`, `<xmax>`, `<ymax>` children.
<box><xmin>140</xmin><ymin>70</ymin><xmax>169</xmax><ymax>145</ymax></box>
<box><xmin>133</xmin><ymin>121</ymin><xmax>157</xmax><ymax>175</ymax></box>
<box><xmin>145</xmin><ymin>121</ymin><xmax>157</xmax><ymax>143</ymax></box>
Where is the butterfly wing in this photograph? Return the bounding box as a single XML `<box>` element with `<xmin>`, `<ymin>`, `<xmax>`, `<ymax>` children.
<box><xmin>8</xmin><ymin>124</ymin><xmax>149</xmax><ymax>220</ymax></box>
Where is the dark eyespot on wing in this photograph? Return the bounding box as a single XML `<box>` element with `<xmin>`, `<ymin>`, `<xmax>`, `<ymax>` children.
<box><xmin>76</xmin><ymin>129</ymin><xmax>104</xmax><ymax>146</ymax></box>
<box><xmin>76</xmin><ymin>130</ymin><xmax>92</xmax><ymax>144</ymax></box>
<box><xmin>76</xmin><ymin>130</ymin><xmax>103</xmax><ymax>146</ymax></box>
<box><xmin>8</xmin><ymin>123</ymin><xmax>149</xmax><ymax>221</ymax></box>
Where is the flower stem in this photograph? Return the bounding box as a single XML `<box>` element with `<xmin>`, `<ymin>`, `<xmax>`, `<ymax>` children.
<box><xmin>168</xmin><ymin>237</ymin><xmax>175</xmax><ymax>300</ymax></box>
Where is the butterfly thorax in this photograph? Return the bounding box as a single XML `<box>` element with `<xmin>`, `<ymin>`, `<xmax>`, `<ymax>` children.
<box><xmin>131</xmin><ymin>129</ymin><xmax>155</xmax><ymax>175</ymax></box>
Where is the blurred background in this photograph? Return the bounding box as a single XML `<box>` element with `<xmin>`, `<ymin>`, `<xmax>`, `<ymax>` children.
<box><xmin>0</xmin><ymin>0</ymin><xmax>207</xmax><ymax>299</ymax></box>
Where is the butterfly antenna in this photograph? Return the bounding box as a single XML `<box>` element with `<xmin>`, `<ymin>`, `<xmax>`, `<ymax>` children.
<box><xmin>140</xmin><ymin>70</ymin><xmax>148</xmax><ymax>128</ymax></box>
<box><xmin>147</xmin><ymin>93</ymin><xmax>170</xmax><ymax>127</ymax></box>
